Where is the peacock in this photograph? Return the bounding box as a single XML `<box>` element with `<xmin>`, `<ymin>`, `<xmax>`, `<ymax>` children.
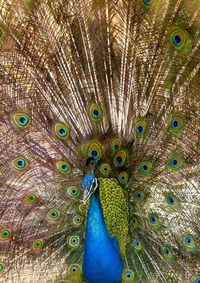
<box><xmin>0</xmin><ymin>0</ymin><xmax>200</xmax><ymax>282</ymax></box>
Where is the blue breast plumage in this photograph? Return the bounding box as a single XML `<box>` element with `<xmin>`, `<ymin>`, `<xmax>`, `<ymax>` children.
<box><xmin>83</xmin><ymin>189</ymin><xmax>123</xmax><ymax>283</ymax></box>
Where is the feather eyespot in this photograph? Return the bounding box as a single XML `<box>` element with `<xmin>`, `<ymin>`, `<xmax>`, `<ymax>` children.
<box><xmin>72</xmin><ymin>215</ymin><xmax>83</xmax><ymax>226</ymax></box>
<box><xmin>100</xmin><ymin>163</ymin><xmax>111</xmax><ymax>177</ymax></box>
<box><xmin>113</xmin><ymin>150</ymin><xmax>127</xmax><ymax>168</ymax></box>
<box><xmin>182</xmin><ymin>234</ymin><xmax>196</xmax><ymax>252</ymax></box>
<box><xmin>161</xmin><ymin>245</ymin><xmax>174</xmax><ymax>261</ymax></box>
<box><xmin>67</xmin><ymin>235</ymin><xmax>80</xmax><ymax>248</ymax></box>
<box><xmin>122</xmin><ymin>269</ymin><xmax>135</xmax><ymax>282</ymax></box>
<box><xmin>168</xmin><ymin>155</ymin><xmax>184</xmax><ymax>171</ymax></box>
<box><xmin>25</xmin><ymin>193</ymin><xmax>38</xmax><ymax>204</ymax></box>
<box><xmin>66</xmin><ymin>185</ymin><xmax>80</xmax><ymax>198</ymax></box>
<box><xmin>118</xmin><ymin>172</ymin><xmax>128</xmax><ymax>185</ymax></box>
<box><xmin>33</xmin><ymin>239</ymin><xmax>44</xmax><ymax>251</ymax></box>
<box><xmin>0</xmin><ymin>229</ymin><xmax>12</xmax><ymax>240</ymax></box>
<box><xmin>110</xmin><ymin>138</ymin><xmax>122</xmax><ymax>152</ymax></box>
<box><xmin>139</xmin><ymin>161</ymin><xmax>153</xmax><ymax>175</ymax></box>
<box><xmin>12</xmin><ymin>157</ymin><xmax>28</xmax><ymax>171</ymax></box>
<box><xmin>56</xmin><ymin>161</ymin><xmax>71</xmax><ymax>174</ymax></box>
<box><xmin>170</xmin><ymin>28</ymin><xmax>190</xmax><ymax>51</ymax></box>
<box><xmin>0</xmin><ymin>262</ymin><xmax>4</xmax><ymax>273</ymax></box>
<box><xmin>12</xmin><ymin>112</ymin><xmax>31</xmax><ymax>129</ymax></box>
<box><xmin>133</xmin><ymin>118</ymin><xmax>147</xmax><ymax>138</ymax></box>
<box><xmin>143</xmin><ymin>0</ymin><xmax>154</xmax><ymax>4</ymax></box>
<box><xmin>54</xmin><ymin>122</ymin><xmax>70</xmax><ymax>140</ymax></box>
<box><xmin>88</xmin><ymin>103</ymin><xmax>103</xmax><ymax>123</ymax></box>
<box><xmin>81</xmin><ymin>141</ymin><xmax>104</xmax><ymax>161</ymax></box>
<box><xmin>130</xmin><ymin>216</ymin><xmax>140</xmax><ymax>230</ymax></box>
<box><xmin>47</xmin><ymin>209</ymin><xmax>60</xmax><ymax>221</ymax></box>
<box><xmin>133</xmin><ymin>239</ymin><xmax>142</xmax><ymax>251</ymax></box>
<box><xmin>148</xmin><ymin>214</ymin><xmax>160</xmax><ymax>229</ymax></box>
<box><xmin>165</xmin><ymin>194</ymin><xmax>180</xmax><ymax>210</ymax></box>
<box><xmin>68</xmin><ymin>264</ymin><xmax>82</xmax><ymax>276</ymax></box>
<box><xmin>195</xmin><ymin>277</ymin><xmax>200</xmax><ymax>283</ymax></box>
<box><xmin>133</xmin><ymin>190</ymin><xmax>146</xmax><ymax>204</ymax></box>
<box><xmin>169</xmin><ymin>113</ymin><xmax>185</xmax><ymax>135</ymax></box>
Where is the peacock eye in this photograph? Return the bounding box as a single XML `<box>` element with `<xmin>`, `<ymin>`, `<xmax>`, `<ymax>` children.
<box><xmin>72</xmin><ymin>215</ymin><xmax>83</xmax><ymax>226</ymax></box>
<box><xmin>195</xmin><ymin>277</ymin><xmax>200</xmax><ymax>283</ymax></box>
<box><xmin>143</xmin><ymin>0</ymin><xmax>153</xmax><ymax>4</ymax></box>
<box><xmin>168</xmin><ymin>155</ymin><xmax>184</xmax><ymax>171</ymax></box>
<box><xmin>139</xmin><ymin>161</ymin><xmax>153</xmax><ymax>175</ymax></box>
<box><xmin>47</xmin><ymin>209</ymin><xmax>60</xmax><ymax>221</ymax></box>
<box><xmin>161</xmin><ymin>245</ymin><xmax>174</xmax><ymax>261</ymax></box>
<box><xmin>67</xmin><ymin>235</ymin><xmax>80</xmax><ymax>248</ymax></box>
<box><xmin>130</xmin><ymin>216</ymin><xmax>140</xmax><ymax>230</ymax></box>
<box><xmin>165</xmin><ymin>194</ymin><xmax>180</xmax><ymax>210</ymax></box>
<box><xmin>122</xmin><ymin>269</ymin><xmax>135</xmax><ymax>282</ymax></box>
<box><xmin>169</xmin><ymin>113</ymin><xmax>185</xmax><ymax>135</ymax></box>
<box><xmin>0</xmin><ymin>262</ymin><xmax>4</xmax><ymax>273</ymax></box>
<box><xmin>100</xmin><ymin>163</ymin><xmax>111</xmax><ymax>177</ymax></box>
<box><xmin>0</xmin><ymin>229</ymin><xmax>12</xmax><ymax>240</ymax></box>
<box><xmin>56</xmin><ymin>160</ymin><xmax>71</xmax><ymax>174</ymax></box>
<box><xmin>118</xmin><ymin>172</ymin><xmax>128</xmax><ymax>185</ymax></box>
<box><xmin>88</xmin><ymin>103</ymin><xmax>103</xmax><ymax>123</ymax></box>
<box><xmin>65</xmin><ymin>185</ymin><xmax>80</xmax><ymax>198</ymax></box>
<box><xmin>12</xmin><ymin>157</ymin><xmax>28</xmax><ymax>171</ymax></box>
<box><xmin>170</xmin><ymin>29</ymin><xmax>189</xmax><ymax>50</ymax></box>
<box><xmin>110</xmin><ymin>138</ymin><xmax>122</xmax><ymax>152</ymax></box>
<box><xmin>133</xmin><ymin>239</ymin><xmax>142</xmax><ymax>251</ymax></box>
<box><xmin>68</xmin><ymin>264</ymin><xmax>82</xmax><ymax>276</ymax></box>
<box><xmin>133</xmin><ymin>118</ymin><xmax>147</xmax><ymax>138</ymax></box>
<box><xmin>12</xmin><ymin>112</ymin><xmax>31</xmax><ymax>129</ymax></box>
<box><xmin>87</xmin><ymin>141</ymin><xmax>103</xmax><ymax>160</ymax></box>
<box><xmin>33</xmin><ymin>239</ymin><xmax>44</xmax><ymax>251</ymax></box>
<box><xmin>25</xmin><ymin>193</ymin><xmax>38</xmax><ymax>204</ymax></box>
<box><xmin>54</xmin><ymin>122</ymin><xmax>70</xmax><ymax>140</ymax></box>
<box><xmin>182</xmin><ymin>234</ymin><xmax>196</xmax><ymax>252</ymax></box>
<box><xmin>148</xmin><ymin>214</ymin><xmax>160</xmax><ymax>229</ymax></box>
<box><xmin>113</xmin><ymin>150</ymin><xmax>127</xmax><ymax>168</ymax></box>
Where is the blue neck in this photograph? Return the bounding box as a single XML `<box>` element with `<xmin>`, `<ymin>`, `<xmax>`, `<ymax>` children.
<box><xmin>83</xmin><ymin>190</ymin><xmax>123</xmax><ymax>283</ymax></box>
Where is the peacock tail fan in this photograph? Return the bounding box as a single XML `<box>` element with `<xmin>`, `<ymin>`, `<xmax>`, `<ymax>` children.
<box><xmin>0</xmin><ymin>0</ymin><xmax>200</xmax><ymax>282</ymax></box>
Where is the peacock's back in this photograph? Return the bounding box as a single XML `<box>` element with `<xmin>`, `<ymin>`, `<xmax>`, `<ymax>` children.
<box><xmin>0</xmin><ymin>0</ymin><xmax>200</xmax><ymax>282</ymax></box>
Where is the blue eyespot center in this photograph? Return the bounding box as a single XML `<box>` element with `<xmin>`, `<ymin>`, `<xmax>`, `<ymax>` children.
<box><xmin>114</xmin><ymin>144</ymin><xmax>119</xmax><ymax>150</ymax></box>
<box><xmin>19</xmin><ymin>116</ymin><xmax>28</xmax><ymax>125</ymax></box>
<box><xmin>171</xmin><ymin>158</ymin><xmax>177</xmax><ymax>167</ymax></box>
<box><xmin>62</xmin><ymin>164</ymin><xmax>68</xmax><ymax>171</ymax></box>
<box><xmin>72</xmin><ymin>189</ymin><xmax>77</xmax><ymax>195</ymax></box>
<box><xmin>172</xmin><ymin>119</ymin><xmax>179</xmax><ymax>129</ymax></box>
<box><xmin>136</xmin><ymin>192</ymin><xmax>141</xmax><ymax>199</ymax></box>
<box><xmin>93</xmin><ymin>110</ymin><xmax>99</xmax><ymax>117</ymax></box>
<box><xmin>91</xmin><ymin>150</ymin><xmax>98</xmax><ymax>158</ymax></box>
<box><xmin>72</xmin><ymin>267</ymin><xmax>77</xmax><ymax>272</ymax></box>
<box><xmin>185</xmin><ymin>237</ymin><xmax>191</xmax><ymax>245</ymax></box>
<box><xmin>59</xmin><ymin>128</ymin><xmax>67</xmax><ymax>136</ymax></box>
<box><xmin>126</xmin><ymin>272</ymin><xmax>132</xmax><ymax>278</ymax></box>
<box><xmin>18</xmin><ymin>160</ymin><xmax>25</xmax><ymax>167</ymax></box>
<box><xmin>164</xmin><ymin>248</ymin><xmax>169</xmax><ymax>255</ymax></box>
<box><xmin>167</xmin><ymin>196</ymin><xmax>174</xmax><ymax>204</ymax></box>
<box><xmin>173</xmin><ymin>35</ymin><xmax>182</xmax><ymax>46</ymax></box>
<box><xmin>51</xmin><ymin>211</ymin><xmax>58</xmax><ymax>217</ymax></box>
<box><xmin>196</xmin><ymin>278</ymin><xmax>200</xmax><ymax>283</ymax></box>
<box><xmin>143</xmin><ymin>0</ymin><xmax>152</xmax><ymax>4</ymax></box>
<box><xmin>137</xmin><ymin>125</ymin><xmax>143</xmax><ymax>133</ymax></box>
<box><xmin>116</xmin><ymin>156</ymin><xmax>122</xmax><ymax>164</ymax></box>
<box><xmin>150</xmin><ymin>216</ymin><xmax>156</xmax><ymax>223</ymax></box>
<box><xmin>142</xmin><ymin>164</ymin><xmax>148</xmax><ymax>172</ymax></box>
